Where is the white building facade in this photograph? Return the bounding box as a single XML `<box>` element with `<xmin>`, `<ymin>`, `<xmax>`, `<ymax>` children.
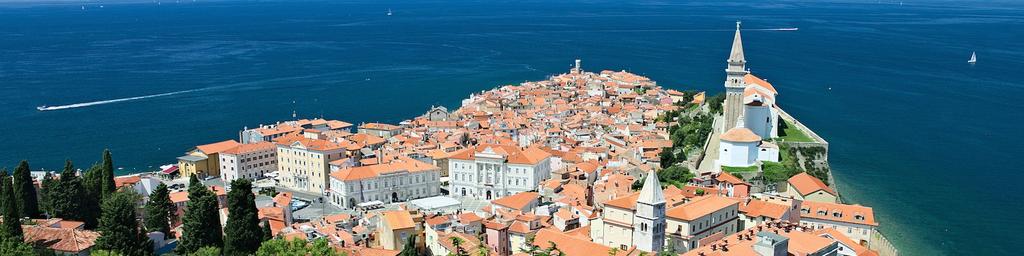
<box><xmin>447</xmin><ymin>145</ymin><xmax>551</xmax><ymax>200</ymax></box>
<box><xmin>328</xmin><ymin>157</ymin><xmax>441</xmax><ymax>209</ymax></box>
<box><xmin>219</xmin><ymin>142</ymin><xmax>278</xmax><ymax>184</ymax></box>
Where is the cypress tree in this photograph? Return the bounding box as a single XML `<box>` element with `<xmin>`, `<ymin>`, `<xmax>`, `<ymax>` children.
<box><xmin>177</xmin><ymin>175</ymin><xmax>223</xmax><ymax>254</ymax></box>
<box><xmin>52</xmin><ymin>160</ymin><xmax>85</xmax><ymax>222</ymax></box>
<box><xmin>144</xmin><ymin>183</ymin><xmax>174</xmax><ymax>239</ymax></box>
<box><xmin>0</xmin><ymin>176</ymin><xmax>22</xmax><ymax>241</ymax></box>
<box><xmin>77</xmin><ymin>164</ymin><xmax>102</xmax><ymax>230</ymax></box>
<box><xmin>95</xmin><ymin>190</ymin><xmax>154</xmax><ymax>256</ymax></box>
<box><xmin>100</xmin><ymin>149</ymin><xmax>116</xmax><ymax>198</ymax></box>
<box><xmin>223</xmin><ymin>179</ymin><xmax>262</xmax><ymax>256</ymax></box>
<box><xmin>39</xmin><ymin>172</ymin><xmax>56</xmax><ymax>217</ymax></box>
<box><xmin>12</xmin><ymin>160</ymin><xmax>40</xmax><ymax>219</ymax></box>
<box><xmin>0</xmin><ymin>170</ymin><xmax>8</xmax><ymax>210</ymax></box>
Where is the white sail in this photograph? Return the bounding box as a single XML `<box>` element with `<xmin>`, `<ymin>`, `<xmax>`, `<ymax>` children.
<box><xmin>968</xmin><ymin>51</ymin><xmax>976</xmax><ymax>63</ymax></box>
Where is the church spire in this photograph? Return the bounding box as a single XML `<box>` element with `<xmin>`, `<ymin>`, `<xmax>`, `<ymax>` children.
<box><xmin>723</xmin><ymin>21</ymin><xmax>750</xmax><ymax>132</ymax></box>
<box><xmin>729</xmin><ymin>21</ymin><xmax>745</xmax><ymax>63</ymax></box>
<box><xmin>637</xmin><ymin>170</ymin><xmax>665</xmax><ymax>204</ymax></box>
<box><xmin>632</xmin><ymin>169</ymin><xmax>666</xmax><ymax>252</ymax></box>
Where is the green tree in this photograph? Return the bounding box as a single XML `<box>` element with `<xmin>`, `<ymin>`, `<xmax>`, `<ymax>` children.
<box><xmin>546</xmin><ymin>241</ymin><xmax>565</xmax><ymax>256</ymax></box>
<box><xmin>224</xmin><ymin>179</ymin><xmax>263</xmax><ymax>256</ymax></box>
<box><xmin>399</xmin><ymin>234</ymin><xmax>417</xmax><ymax>256</ymax></box>
<box><xmin>308</xmin><ymin>238</ymin><xmax>337</xmax><ymax>256</ymax></box>
<box><xmin>0</xmin><ymin>170</ymin><xmax>8</xmax><ymax>210</ymax></box>
<box><xmin>80</xmin><ymin>163</ymin><xmax>103</xmax><ymax>229</ymax></box>
<box><xmin>52</xmin><ymin>160</ymin><xmax>85</xmax><ymax>223</ymax></box>
<box><xmin>100</xmin><ymin>149</ymin><xmax>117</xmax><ymax>198</ymax></box>
<box><xmin>95</xmin><ymin>190</ymin><xmax>153</xmax><ymax>256</ymax></box>
<box><xmin>193</xmin><ymin>246</ymin><xmax>222</xmax><ymax>256</ymax></box>
<box><xmin>0</xmin><ymin>239</ymin><xmax>35</xmax><ymax>255</ymax></box>
<box><xmin>261</xmin><ymin>220</ymin><xmax>273</xmax><ymax>241</ymax></box>
<box><xmin>255</xmin><ymin>238</ymin><xmax>342</xmax><ymax>256</ymax></box>
<box><xmin>658</xmin><ymin>149</ymin><xmax>676</xmax><ymax>169</ymax></box>
<box><xmin>707</xmin><ymin>93</ymin><xmax>725</xmax><ymax>114</ymax></box>
<box><xmin>631</xmin><ymin>176</ymin><xmax>645</xmax><ymax>191</ymax></box>
<box><xmin>520</xmin><ymin>234</ymin><xmax>539</xmax><ymax>256</ymax></box>
<box><xmin>12</xmin><ymin>161</ymin><xmax>40</xmax><ymax>219</ymax></box>
<box><xmin>39</xmin><ymin>172</ymin><xmax>56</xmax><ymax>217</ymax></box>
<box><xmin>658</xmin><ymin>165</ymin><xmax>695</xmax><ymax>188</ymax></box>
<box><xmin>177</xmin><ymin>175</ymin><xmax>223</xmax><ymax>254</ymax></box>
<box><xmin>449</xmin><ymin>236</ymin><xmax>468</xmax><ymax>256</ymax></box>
<box><xmin>0</xmin><ymin>176</ymin><xmax>23</xmax><ymax>241</ymax></box>
<box><xmin>144</xmin><ymin>183</ymin><xmax>174</xmax><ymax>238</ymax></box>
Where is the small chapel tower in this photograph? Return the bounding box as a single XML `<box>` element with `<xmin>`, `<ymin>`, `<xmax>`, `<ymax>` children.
<box><xmin>632</xmin><ymin>170</ymin><xmax>666</xmax><ymax>252</ymax></box>
<box><xmin>723</xmin><ymin>21</ymin><xmax>750</xmax><ymax>132</ymax></box>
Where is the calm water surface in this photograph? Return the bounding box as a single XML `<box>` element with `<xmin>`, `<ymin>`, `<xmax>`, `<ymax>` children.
<box><xmin>1</xmin><ymin>0</ymin><xmax>1022</xmax><ymax>254</ymax></box>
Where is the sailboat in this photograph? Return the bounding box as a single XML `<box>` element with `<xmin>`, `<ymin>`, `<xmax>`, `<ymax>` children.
<box><xmin>968</xmin><ymin>51</ymin><xmax>977</xmax><ymax>64</ymax></box>
<box><xmin>387</xmin><ymin>8</ymin><xmax>393</xmax><ymax>16</ymax></box>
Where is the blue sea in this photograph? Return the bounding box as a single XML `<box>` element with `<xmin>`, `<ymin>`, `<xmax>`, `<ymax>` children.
<box><xmin>1</xmin><ymin>0</ymin><xmax>1021</xmax><ymax>254</ymax></box>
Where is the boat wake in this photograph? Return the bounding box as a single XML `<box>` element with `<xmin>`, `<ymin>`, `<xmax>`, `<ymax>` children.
<box><xmin>753</xmin><ymin>27</ymin><xmax>799</xmax><ymax>31</ymax></box>
<box><xmin>36</xmin><ymin>72</ymin><xmax>374</xmax><ymax>111</ymax></box>
<box><xmin>37</xmin><ymin>88</ymin><xmax>207</xmax><ymax>111</ymax></box>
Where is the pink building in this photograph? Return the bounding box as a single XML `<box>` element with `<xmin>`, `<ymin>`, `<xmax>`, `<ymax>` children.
<box><xmin>483</xmin><ymin>221</ymin><xmax>511</xmax><ymax>256</ymax></box>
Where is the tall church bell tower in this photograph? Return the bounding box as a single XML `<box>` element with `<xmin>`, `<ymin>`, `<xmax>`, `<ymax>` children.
<box><xmin>723</xmin><ymin>21</ymin><xmax>749</xmax><ymax>132</ymax></box>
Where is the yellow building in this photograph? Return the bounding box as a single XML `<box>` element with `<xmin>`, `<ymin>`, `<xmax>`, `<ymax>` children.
<box><xmin>377</xmin><ymin>210</ymin><xmax>416</xmax><ymax>251</ymax></box>
<box><xmin>785</xmin><ymin>172</ymin><xmax>838</xmax><ymax>203</ymax></box>
<box><xmin>177</xmin><ymin>140</ymin><xmax>240</xmax><ymax>178</ymax></box>
<box><xmin>275</xmin><ymin>133</ymin><xmax>346</xmax><ymax>195</ymax></box>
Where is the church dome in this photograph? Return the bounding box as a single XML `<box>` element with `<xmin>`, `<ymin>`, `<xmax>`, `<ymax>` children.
<box><xmin>721</xmin><ymin>127</ymin><xmax>761</xmax><ymax>143</ymax></box>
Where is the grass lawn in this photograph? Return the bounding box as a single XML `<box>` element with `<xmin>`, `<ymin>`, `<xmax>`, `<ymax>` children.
<box><xmin>722</xmin><ymin>165</ymin><xmax>759</xmax><ymax>173</ymax></box>
<box><xmin>779</xmin><ymin>119</ymin><xmax>815</xmax><ymax>143</ymax></box>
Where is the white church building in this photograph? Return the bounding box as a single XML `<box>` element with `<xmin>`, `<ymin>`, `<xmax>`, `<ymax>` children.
<box><xmin>717</xmin><ymin>22</ymin><xmax>781</xmax><ymax>168</ymax></box>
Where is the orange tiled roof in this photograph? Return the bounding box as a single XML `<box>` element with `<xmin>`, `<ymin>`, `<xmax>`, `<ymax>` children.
<box><xmin>800</xmin><ymin>200</ymin><xmax>878</xmax><ymax>226</ymax></box>
<box><xmin>380</xmin><ymin>210</ymin><xmax>415</xmax><ymax>230</ymax></box>
<box><xmin>22</xmin><ymin>225</ymin><xmax>100</xmax><ymax>253</ymax></box>
<box><xmin>491</xmin><ymin>192</ymin><xmax>540</xmax><ymax>211</ymax></box>
<box><xmin>720</xmin><ymin>127</ymin><xmax>761</xmax><ymax>143</ymax></box>
<box><xmin>196</xmin><ymin>140</ymin><xmax>241</xmax><ymax>154</ymax></box>
<box><xmin>788</xmin><ymin>172</ymin><xmax>835</xmax><ymax>196</ymax></box>
<box><xmin>744</xmin><ymin>74</ymin><xmax>777</xmax><ymax>94</ymax></box>
<box><xmin>330</xmin><ymin>156</ymin><xmax>438</xmax><ymax>181</ymax></box>
<box><xmin>666</xmin><ymin>196</ymin><xmax>739</xmax><ymax>221</ymax></box>
<box><xmin>222</xmin><ymin>141</ymin><xmax>276</xmax><ymax>155</ymax></box>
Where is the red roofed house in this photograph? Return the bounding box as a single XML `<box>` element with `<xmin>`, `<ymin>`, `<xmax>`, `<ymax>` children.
<box><xmin>177</xmin><ymin>140</ymin><xmax>241</xmax><ymax>178</ymax></box>
<box><xmin>328</xmin><ymin>156</ymin><xmax>440</xmax><ymax>209</ymax></box>
<box><xmin>664</xmin><ymin>195</ymin><xmax>741</xmax><ymax>252</ymax></box>
<box><xmin>799</xmin><ymin>200</ymin><xmax>878</xmax><ymax>245</ymax></box>
<box><xmin>490</xmin><ymin>192</ymin><xmax>540</xmax><ymax>214</ymax></box>
<box><xmin>376</xmin><ymin>210</ymin><xmax>417</xmax><ymax>251</ymax></box>
<box><xmin>714</xmin><ymin>171</ymin><xmax>750</xmax><ymax>198</ymax></box>
<box><xmin>785</xmin><ymin>172</ymin><xmax>837</xmax><ymax>203</ymax></box>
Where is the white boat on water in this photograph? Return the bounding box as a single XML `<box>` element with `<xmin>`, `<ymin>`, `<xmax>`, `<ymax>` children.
<box><xmin>968</xmin><ymin>51</ymin><xmax>977</xmax><ymax>64</ymax></box>
<box><xmin>387</xmin><ymin>8</ymin><xmax>393</xmax><ymax>16</ymax></box>
<box><xmin>37</xmin><ymin>105</ymin><xmax>49</xmax><ymax>111</ymax></box>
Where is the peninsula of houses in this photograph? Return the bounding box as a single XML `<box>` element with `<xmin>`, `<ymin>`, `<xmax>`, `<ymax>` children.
<box><xmin>14</xmin><ymin>22</ymin><xmax>898</xmax><ymax>256</ymax></box>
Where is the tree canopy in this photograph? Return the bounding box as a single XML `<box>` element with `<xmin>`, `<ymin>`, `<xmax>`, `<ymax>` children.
<box><xmin>224</xmin><ymin>179</ymin><xmax>263</xmax><ymax>256</ymax></box>
<box><xmin>255</xmin><ymin>238</ymin><xmax>343</xmax><ymax>256</ymax></box>
<box><xmin>12</xmin><ymin>160</ymin><xmax>40</xmax><ymax>219</ymax></box>
<box><xmin>94</xmin><ymin>189</ymin><xmax>153</xmax><ymax>256</ymax></box>
<box><xmin>0</xmin><ymin>175</ymin><xmax>23</xmax><ymax>241</ymax></box>
<box><xmin>51</xmin><ymin>160</ymin><xmax>86</xmax><ymax>223</ymax></box>
<box><xmin>144</xmin><ymin>183</ymin><xmax>174</xmax><ymax>239</ymax></box>
<box><xmin>177</xmin><ymin>175</ymin><xmax>223</xmax><ymax>254</ymax></box>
